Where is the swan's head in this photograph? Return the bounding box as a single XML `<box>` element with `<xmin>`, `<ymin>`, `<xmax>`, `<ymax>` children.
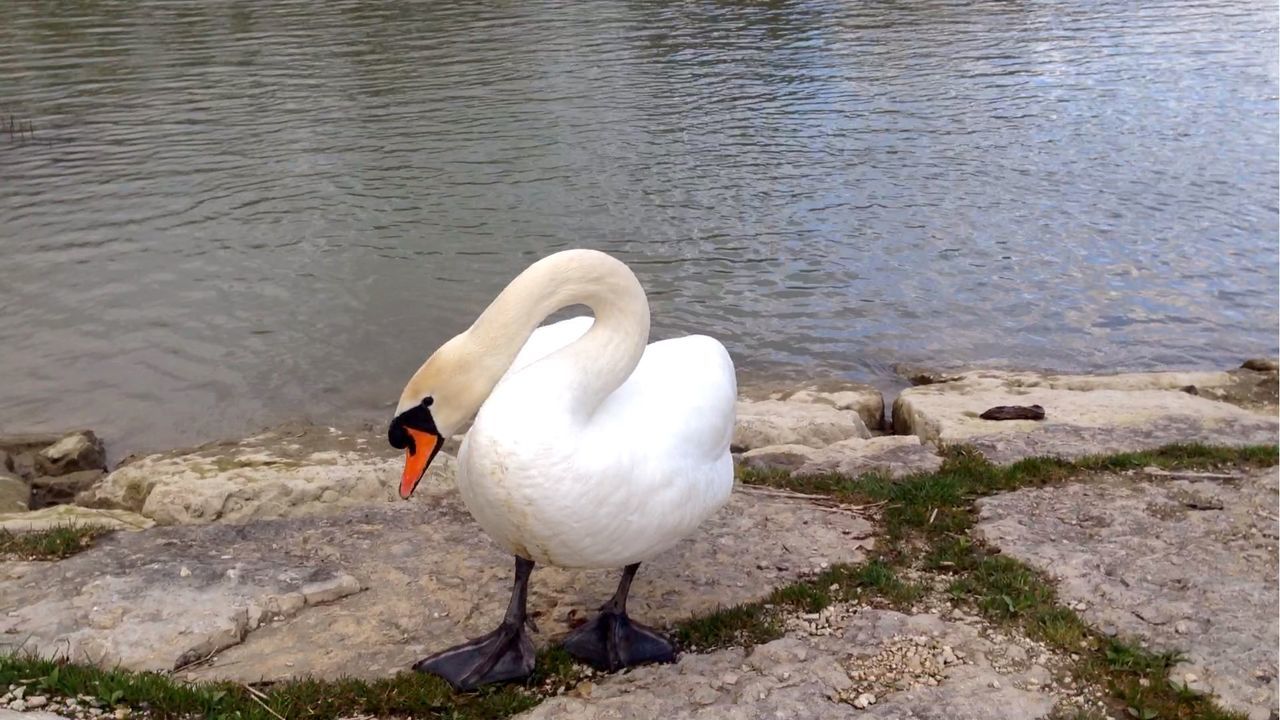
<box><xmin>389</xmin><ymin>334</ymin><xmax>486</xmax><ymax>499</ymax></box>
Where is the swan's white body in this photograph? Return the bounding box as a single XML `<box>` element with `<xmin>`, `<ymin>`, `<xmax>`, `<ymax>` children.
<box><xmin>459</xmin><ymin>316</ymin><xmax>736</xmax><ymax>568</ymax></box>
<box><xmin>396</xmin><ymin>250</ymin><xmax>737</xmax><ymax>571</ymax></box>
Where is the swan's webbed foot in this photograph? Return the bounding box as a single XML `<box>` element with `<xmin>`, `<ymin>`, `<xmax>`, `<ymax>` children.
<box><xmin>562</xmin><ymin>562</ymin><xmax>676</xmax><ymax>672</ymax></box>
<box><xmin>414</xmin><ymin>555</ymin><xmax>537</xmax><ymax>691</ymax></box>
<box><xmin>562</xmin><ymin>609</ymin><xmax>675</xmax><ymax>671</ymax></box>
<box><xmin>413</xmin><ymin>621</ymin><xmax>535</xmax><ymax>691</ymax></box>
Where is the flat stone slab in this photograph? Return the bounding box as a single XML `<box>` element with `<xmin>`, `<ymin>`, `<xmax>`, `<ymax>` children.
<box><xmin>0</xmin><ymin>482</ymin><xmax>872</xmax><ymax>683</ymax></box>
<box><xmin>740</xmin><ymin>435</ymin><xmax>943</xmax><ymax>478</ymax></box>
<box><xmin>77</xmin><ymin>424</ymin><xmax>454</xmax><ymax>525</ymax></box>
<box><xmin>520</xmin><ymin>607</ymin><xmax>1100</xmax><ymax>720</ymax></box>
<box><xmin>893</xmin><ymin>369</ymin><xmax>1278</xmax><ymax>464</ymax></box>
<box><xmin>975</xmin><ymin>468</ymin><xmax>1279</xmax><ymax>719</ymax></box>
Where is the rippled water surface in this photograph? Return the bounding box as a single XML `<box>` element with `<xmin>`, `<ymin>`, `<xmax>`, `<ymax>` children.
<box><xmin>2</xmin><ymin>0</ymin><xmax>1277</xmax><ymax>454</ymax></box>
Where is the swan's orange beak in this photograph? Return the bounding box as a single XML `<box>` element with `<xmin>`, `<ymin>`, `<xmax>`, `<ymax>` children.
<box><xmin>400</xmin><ymin>428</ymin><xmax>441</xmax><ymax>500</ymax></box>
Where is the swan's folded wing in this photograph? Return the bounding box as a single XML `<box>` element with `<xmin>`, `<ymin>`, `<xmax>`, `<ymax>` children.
<box><xmin>505</xmin><ymin>316</ymin><xmax>594</xmax><ymax>378</ymax></box>
<box><xmin>597</xmin><ymin>334</ymin><xmax>737</xmax><ymax>464</ymax></box>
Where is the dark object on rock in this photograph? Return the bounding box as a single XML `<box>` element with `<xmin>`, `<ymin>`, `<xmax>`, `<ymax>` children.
<box><xmin>36</xmin><ymin>431</ymin><xmax>106</xmax><ymax>476</ymax></box>
<box><xmin>979</xmin><ymin>404</ymin><xmax>1046</xmax><ymax>421</ymax></box>
<box><xmin>1241</xmin><ymin>358</ymin><xmax>1279</xmax><ymax>373</ymax></box>
<box><xmin>1181</xmin><ymin>385</ymin><xmax>1199</xmax><ymax>396</ymax></box>
<box><xmin>30</xmin><ymin>469</ymin><xmax>107</xmax><ymax>509</ymax></box>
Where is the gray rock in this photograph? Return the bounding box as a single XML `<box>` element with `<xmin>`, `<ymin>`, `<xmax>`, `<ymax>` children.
<box><xmin>77</xmin><ymin>424</ymin><xmax>446</xmax><ymax>525</ymax></box>
<box><xmin>35</xmin><ymin>431</ymin><xmax>105</xmax><ymax>477</ymax></box>
<box><xmin>766</xmin><ymin>382</ymin><xmax>886</xmax><ymax>432</ymax></box>
<box><xmin>735</xmin><ymin>399</ymin><xmax>870</xmax><ymax>451</ymax></box>
<box><xmin>1241</xmin><ymin>358</ymin><xmax>1279</xmax><ymax>372</ymax></box>
<box><xmin>975</xmin><ymin>468</ymin><xmax>1279</xmax><ymax>720</ymax></box>
<box><xmin>0</xmin><ymin>433</ymin><xmax>63</xmax><ymax>458</ymax></box>
<box><xmin>741</xmin><ymin>436</ymin><xmax>942</xmax><ymax>479</ymax></box>
<box><xmin>0</xmin><ymin>472</ymin><xmax>29</xmax><ymax>513</ymax></box>
<box><xmin>1</xmin><ymin>482</ymin><xmax>873</xmax><ymax>682</ymax></box>
<box><xmin>0</xmin><ymin>450</ymin><xmax>12</xmax><ymax>474</ymax></box>
<box><xmin>518</xmin><ymin>609</ymin><xmax>1058</xmax><ymax>720</ymax></box>
<box><xmin>30</xmin><ymin>469</ymin><xmax>106</xmax><ymax>509</ymax></box>
<box><xmin>9</xmin><ymin>452</ymin><xmax>37</xmax><ymax>481</ymax></box>
<box><xmin>894</xmin><ymin>370</ymin><xmax>1278</xmax><ymax>464</ymax></box>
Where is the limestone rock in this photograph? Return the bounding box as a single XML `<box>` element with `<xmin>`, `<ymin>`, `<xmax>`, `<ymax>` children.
<box><xmin>8</xmin><ymin>453</ymin><xmax>37</xmax><ymax>481</ymax></box>
<box><xmin>77</xmin><ymin>424</ymin><xmax>449</xmax><ymax>525</ymax></box>
<box><xmin>30</xmin><ymin>469</ymin><xmax>105</xmax><ymax>509</ymax></box>
<box><xmin>518</xmin><ymin>609</ymin><xmax>1057</xmax><ymax>720</ymax></box>
<box><xmin>741</xmin><ymin>436</ymin><xmax>942</xmax><ymax>479</ymax></box>
<box><xmin>765</xmin><ymin>382</ymin><xmax>886</xmax><ymax>432</ymax></box>
<box><xmin>735</xmin><ymin>399</ymin><xmax>870</xmax><ymax>451</ymax></box>
<box><xmin>893</xmin><ymin>370</ymin><xmax>1278</xmax><ymax>463</ymax></box>
<box><xmin>0</xmin><ymin>473</ymin><xmax>29</xmax><ymax>513</ymax></box>
<box><xmin>0</xmin><ymin>433</ymin><xmax>62</xmax><ymax>458</ymax></box>
<box><xmin>975</xmin><ymin>468</ymin><xmax>1279</xmax><ymax>719</ymax></box>
<box><xmin>0</xmin><ymin>481</ymin><xmax>873</xmax><ymax>681</ymax></box>
<box><xmin>35</xmin><ymin>431</ymin><xmax>106</xmax><ymax>477</ymax></box>
<box><xmin>0</xmin><ymin>505</ymin><xmax>154</xmax><ymax>534</ymax></box>
<box><xmin>1241</xmin><ymin>358</ymin><xmax>1278</xmax><ymax>372</ymax></box>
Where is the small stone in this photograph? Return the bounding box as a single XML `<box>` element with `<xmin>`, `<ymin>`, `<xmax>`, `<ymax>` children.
<box><xmin>179</xmin><ymin>566</ymin><xmax>192</xmax><ymax>577</ymax></box>
<box><xmin>12</xmin><ymin>686</ymin><xmax>25</xmax><ymax>700</ymax></box>
<box><xmin>1174</xmin><ymin>620</ymin><xmax>1190</xmax><ymax>635</ymax></box>
<box><xmin>852</xmin><ymin>692</ymin><xmax>876</xmax><ymax>709</ymax></box>
<box><xmin>990</xmin><ymin>680</ymin><xmax>1001</xmax><ymax>689</ymax></box>
<box><xmin>10</xmin><ymin>699</ymin><xmax>26</xmax><ymax>712</ymax></box>
<box><xmin>26</xmin><ymin>695</ymin><xmax>47</xmax><ymax>708</ymax></box>
<box><xmin>1184</xmin><ymin>673</ymin><xmax>1198</xmax><ymax>683</ymax></box>
<box><xmin>115</xmin><ymin>707</ymin><xmax>131</xmax><ymax>719</ymax></box>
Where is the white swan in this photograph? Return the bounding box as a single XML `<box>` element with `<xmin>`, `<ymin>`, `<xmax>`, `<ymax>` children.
<box><xmin>388</xmin><ymin>249</ymin><xmax>736</xmax><ymax>690</ymax></box>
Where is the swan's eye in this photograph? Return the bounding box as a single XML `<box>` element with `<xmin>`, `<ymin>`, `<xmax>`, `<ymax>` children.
<box><xmin>388</xmin><ymin>397</ymin><xmax>440</xmax><ymax>450</ymax></box>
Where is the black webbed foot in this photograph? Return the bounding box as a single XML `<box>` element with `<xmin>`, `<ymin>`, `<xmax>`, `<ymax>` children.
<box><xmin>413</xmin><ymin>621</ymin><xmax>535</xmax><ymax>691</ymax></box>
<box><xmin>562</xmin><ymin>609</ymin><xmax>675</xmax><ymax>672</ymax></box>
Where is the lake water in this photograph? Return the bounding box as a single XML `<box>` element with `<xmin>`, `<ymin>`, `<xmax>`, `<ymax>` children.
<box><xmin>2</xmin><ymin>0</ymin><xmax>1277</xmax><ymax>457</ymax></box>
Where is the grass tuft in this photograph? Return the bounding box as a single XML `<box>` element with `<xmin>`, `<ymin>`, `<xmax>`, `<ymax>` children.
<box><xmin>0</xmin><ymin>524</ymin><xmax>112</xmax><ymax>560</ymax></box>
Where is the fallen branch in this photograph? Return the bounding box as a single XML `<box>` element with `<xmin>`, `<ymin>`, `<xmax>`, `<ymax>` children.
<box><xmin>241</xmin><ymin>682</ymin><xmax>287</xmax><ymax>720</ymax></box>
<box><xmin>737</xmin><ymin>484</ymin><xmax>886</xmax><ymax>517</ymax></box>
<box><xmin>1140</xmin><ymin>469</ymin><xmax>1241</xmax><ymax>480</ymax></box>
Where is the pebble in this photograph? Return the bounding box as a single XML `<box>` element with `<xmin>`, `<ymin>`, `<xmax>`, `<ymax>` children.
<box><xmin>27</xmin><ymin>695</ymin><xmax>48</xmax><ymax>708</ymax></box>
<box><xmin>852</xmin><ymin>692</ymin><xmax>876</xmax><ymax>709</ymax></box>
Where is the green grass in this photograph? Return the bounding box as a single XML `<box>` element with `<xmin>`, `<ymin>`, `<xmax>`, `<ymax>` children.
<box><xmin>735</xmin><ymin>442</ymin><xmax>1274</xmax><ymax>720</ymax></box>
<box><xmin>0</xmin><ymin>524</ymin><xmax>112</xmax><ymax>560</ymax></box>
<box><xmin>2</xmin><ymin>442</ymin><xmax>1272</xmax><ymax>719</ymax></box>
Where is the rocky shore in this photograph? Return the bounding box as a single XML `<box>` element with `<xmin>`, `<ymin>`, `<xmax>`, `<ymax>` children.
<box><xmin>1</xmin><ymin>360</ymin><xmax>1277</xmax><ymax>720</ymax></box>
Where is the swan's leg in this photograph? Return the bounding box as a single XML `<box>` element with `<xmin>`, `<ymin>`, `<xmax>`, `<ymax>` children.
<box><xmin>413</xmin><ymin>556</ymin><xmax>536</xmax><ymax>690</ymax></box>
<box><xmin>562</xmin><ymin>562</ymin><xmax>676</xmax><ymax>671</ymax></box>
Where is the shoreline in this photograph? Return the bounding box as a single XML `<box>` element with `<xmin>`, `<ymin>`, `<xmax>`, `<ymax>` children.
<box><xmin>0</xmin><ymin>357</ymin><xmax>1276</xmax><ymax>720</ymax></box>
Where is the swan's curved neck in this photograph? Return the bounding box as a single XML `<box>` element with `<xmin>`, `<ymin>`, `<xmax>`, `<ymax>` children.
<box><xmin>464</xmin><ymin>250</ymin><xmax>650</xmax><ymax>417</ymax></box>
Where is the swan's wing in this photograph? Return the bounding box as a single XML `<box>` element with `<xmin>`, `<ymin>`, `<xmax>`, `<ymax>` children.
<box><xmin>506</xmin><ymin>316</ymin><xmax>594</xmax><ymax>377</ymax></box>
<box><xmin>593</xmin><ymin>334</ymin><xmax>737</xmax><ymax>463</ymax></box>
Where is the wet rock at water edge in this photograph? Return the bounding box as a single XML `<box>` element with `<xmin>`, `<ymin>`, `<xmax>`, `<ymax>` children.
<box><xmin>1241</xmin><ymin>358</ymin><xmax>1278</xmax><ymax>372</ymax></box>
<box><xmin>734</xmin><ymin>399</ymin><xmax>871</xmax><ymax>451</ymax></box>
<box><xmin>979</xmin><ymin>405</ymin><xmax>1045</xmax><ymax>421</ymax></box>
<box><xmin>36</xmin><ymin>431</ymin><xmax>106</xmax><ymax>477</ymax></box>
<box><xmin>0</xmin><ymin>472</ymin><xmax>30</xmax><ymax>513</ymax></box>
<box><xmin>30</xmin><ymin>469</ymin><xmax>106</xmax><ymax>509</ymax></box>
